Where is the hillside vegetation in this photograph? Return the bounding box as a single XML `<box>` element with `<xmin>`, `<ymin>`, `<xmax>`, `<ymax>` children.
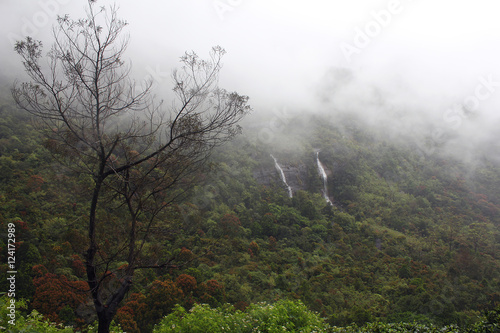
<box><xmin>1</xmin><ymin>97</ymin><xmax>499</xmax><ymax>332</ymax></box>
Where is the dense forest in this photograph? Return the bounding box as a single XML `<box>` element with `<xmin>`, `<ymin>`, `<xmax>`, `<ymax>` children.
<box><xmin>1</xmin><ymin>80</ymin><xmax>499</xmax><ymax>332</ymax></box>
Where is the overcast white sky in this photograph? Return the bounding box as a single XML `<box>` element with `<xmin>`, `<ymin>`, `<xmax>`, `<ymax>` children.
<box><xmin>1</xmin><ymin>0</ymin><xmax>500</xmax><ymax>128</ymax></box>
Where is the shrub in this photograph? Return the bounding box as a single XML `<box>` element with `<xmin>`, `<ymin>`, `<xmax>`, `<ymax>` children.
<box><xmin>153</xmin><ymin>299</ymin><xmax>330</xmax><ymax>333</ymax></box>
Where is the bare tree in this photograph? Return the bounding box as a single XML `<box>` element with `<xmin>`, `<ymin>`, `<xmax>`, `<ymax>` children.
<box><xmin>12</xmin><ymin>1</ymin><xmax>250</xmax><ymax>332</ymax></box>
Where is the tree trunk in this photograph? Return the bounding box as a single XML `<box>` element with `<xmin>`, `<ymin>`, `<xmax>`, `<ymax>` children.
<box><xmin>97</xmin><ymin>310</ymin><xmax>113</xmax><ymax>333</ymax></box>
<box><xmin>96</xmin><ymin>278</ymin><xmax>132</xmax><ymax>333</ymax></box>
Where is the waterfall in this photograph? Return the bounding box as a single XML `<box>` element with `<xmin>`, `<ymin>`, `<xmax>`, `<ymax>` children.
<box><xmin>270</xmin><ymin>154</ymin><xmax>293</xmax><ymax>197</ymax></box>
<box><xmin>316</xmin><ymin>151</ymin><xmax>333</xmax><ymax>205</ymax></box>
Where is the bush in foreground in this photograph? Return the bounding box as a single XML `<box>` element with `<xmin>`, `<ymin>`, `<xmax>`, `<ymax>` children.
<box><xmin>2</xmin><ymin>295</ymin><xmax>498</xmax><ymax>332</ymax></box>
<box><xmin>153</xmin><ymin>299</ymin><xmax>330</xmax><ymax>333</ymax></box>
<box><xmin>0</xmin><ymin>296</ymin><xmax>124</xmax><ymax>332</ymax></box>
<box><xmin>154</xmin><ymin>300</ymin><xmax>500</xmax><ymax>333</ymax></box>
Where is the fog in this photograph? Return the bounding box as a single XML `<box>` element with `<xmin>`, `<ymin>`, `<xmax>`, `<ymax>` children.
<box><xmin>1</xmin><ymin>0</ymin><xmax>500</xmax><ymax>161</ymax></box>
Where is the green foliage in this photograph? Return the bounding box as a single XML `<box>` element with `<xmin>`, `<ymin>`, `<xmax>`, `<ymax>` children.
<box><xmin>246</xmin><ymin>300</ymin><xmax>330</xmax><ymax>332</ymax></box>
<box><xmin>0</xmin><ymin>296</ymin><xmax>73</xmax><ymax>332</ymax></box>
<box><xmin>153</xmin><ymin>299</ymin><xmax>330</xmax><ymax>333</ymax></box>
<box><xmin>1</xmin><ymin>99</ymin><xmax>500</xmax><ymax>330</ymax></box>
<box><xmin>330</xmin><ymin>321</ymin><xmax>461</xmax><ymax>332</ymax></box>
<box><xmin>330</xmin><ymin>306</ymin><xmax>500</xmax><ymax>332</ymax></box>
<box><xmin>0</xmin><ymin>296</ymin><xmax>128</xmax><ymax>332</ymax></box>
<box><xmin>467</xmin><ymin>306</ymin><xmax>500</xmax><ymax>333</ymax></box>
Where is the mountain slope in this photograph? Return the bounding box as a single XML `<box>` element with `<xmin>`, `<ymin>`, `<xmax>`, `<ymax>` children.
<box><xmin>1</xmin><ymin>100</ymin><xmax>499</xmax><ymax>330</ymax></box>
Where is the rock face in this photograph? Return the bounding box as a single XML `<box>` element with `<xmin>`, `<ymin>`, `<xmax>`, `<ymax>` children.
<box><xmin>271</xmin><ymin>154</ymin><xmax>293</xmax><ymax>197</ymax></box>
<box><xmin>253</xmin><ymin>166</ymin><xmax>278</xmax><ymax>188</ymax></box>
<box><xmin>252</xmin><ymin>151</ymin><xmax>334</xmax><ymax>204</ymax></box>
<box><xmin>280</xmin><ymin>164</ymin><xmax>309</xmax><ymax>194</ymax></box>
<box><xmin>253</xmin><ymin>157</ymin><xmax>309</xmax><ymax>196</ymax></box>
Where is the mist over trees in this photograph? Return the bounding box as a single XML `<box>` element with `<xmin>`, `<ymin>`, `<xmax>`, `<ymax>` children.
<box><xmin>1</xmin><ymin>1</ymin><xmax>500</xmax><ymax>333</ymax></box>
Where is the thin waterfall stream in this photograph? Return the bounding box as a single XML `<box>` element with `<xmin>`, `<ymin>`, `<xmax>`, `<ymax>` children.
<box><xmin>316</xmin><ymin>151</ymin><xmax>333</xmax><ymax>205</ymax></box>
<box><xmin>270</xmin><ymin>154</ymin><xmax>293</xmax><ymax>198</ymax></box>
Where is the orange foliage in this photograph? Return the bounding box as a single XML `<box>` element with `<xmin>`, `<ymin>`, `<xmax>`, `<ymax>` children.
<box><xmin>220</xmin><ymin>213</ymin><xmax>241</xmax><ymax>236</ymax></box>
<box><xmin>116</xmin><ymin>293</ymin><xmax>147</xmax><ymax>332</ymax></box>
<box><xmin>27</xmin><ymin>174</ymin><xmax>44</xmax><ymax>191</ymax></box>
<box><xmin>115</xmin><ymin>306</ymin><xmax>139</xmax><ymax>333</ymax></box>
<box><xmin>268</xmin><ymin>236</ymin><xmax>277</xmax><ymax>251</ymax></box>
<box><xmin>249</xmin><ymin>241</ymin><xmax>260</xmax><ymax>256</ymax></box>
<box><xmin>14</xmin><ymin>219</ymin><xmax>29</xmax><ymax>231</ymax></box>
<box><xmin>32</xmin><ymin>265</ymin><xmax>88</xmax><ymax>324</ymax></box>
<box><xmin>178</xmin><ymin>247</ymin><xmax>194</xmax><ymax>262</ymax></box>
<box><xmin>145</xmin><ymin>280</ymin><xmax>183</xmax><ymax>318</ymax></box>
<box><xmin>71</xmin><ymin>254</ymin><xmax>86</xmax><ymax>278</ymax></box>
<box><xmin>198</xmin><ymin>279</ymin><xmax>225</xmax><ymax>306</ymax></box>
<box><xmin>176</xmin><ymin>274</ymin><xmax>197</xmax><ymax>293</ymax></box>
<box><xmin>117</xmin><ymin>276</ymin><xmax>226</xmax><ymax>332</ymax></box>
<box><xmin>147</xmin><ymin>279</ymin><xmax>184</xmax><ymax>309</ymax></box>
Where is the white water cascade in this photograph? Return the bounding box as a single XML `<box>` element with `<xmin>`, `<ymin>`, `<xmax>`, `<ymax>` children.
<box><xmin>316</xmin><ymin>151</ymin><xmax>333</xmax><ymax>205</ymax></box>
<box><xmin>270</xmin><ymin>154</ymin><xmax>293</xmax><ymax>198</ymax></box>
